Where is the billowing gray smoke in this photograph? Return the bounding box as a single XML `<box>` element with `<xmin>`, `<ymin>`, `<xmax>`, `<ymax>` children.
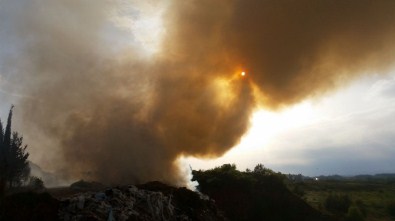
<box><xmin>2</xmin><ymin>0</ymin><xmax>395</xmax><ymax>185</ymax></box>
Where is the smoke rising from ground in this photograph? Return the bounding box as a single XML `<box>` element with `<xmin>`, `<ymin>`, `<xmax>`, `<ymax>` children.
<box><xmin>3</xmin><ymin>0</ymin><xmax>395</xmax><ymax>184</ymax></box>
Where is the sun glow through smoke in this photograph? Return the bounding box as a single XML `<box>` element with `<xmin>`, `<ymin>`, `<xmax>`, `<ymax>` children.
<box><xmin>179</xmin><ymin>101</ymin><xmax>318</xmax><ymax>171</ymax></box>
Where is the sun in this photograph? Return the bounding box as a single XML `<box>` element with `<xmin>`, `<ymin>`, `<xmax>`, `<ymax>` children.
<box><xmin>241</xmin><ymin>71</ymin><xmax>246</xmax><ymax>77</ymax></box>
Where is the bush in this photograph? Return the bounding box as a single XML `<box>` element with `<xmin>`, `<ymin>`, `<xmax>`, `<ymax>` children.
<box><xmin>355</xmin><ymin>199</ymin><xmax>367</xmax><ymax>217</ymax></box>
<box><xmin>192</xmin><ymin>164</ymin><xmax>323</xmax><ymax>221</ymax></box>
<box><xmin>324</xmin><ymin>193</ymin><xmax>351</xmax><ymax>214</ymax></box>
<box><xmin>346</xmin><ymin>206</ymin><xmax>364</xmax><ymax>221</ymax></box>
<box><xmin>292</xmin><ymin>184</ymin><xmax>305</xmax><ymax>197</ymax></box>
<box><xmin>28</xmin><ymin>176</ymin><xmax>44</xmax><ymax>190</ymax></box>
<box><xmin>387</xmin><ymin>200</ymin><xmax>395</xmax><ymax>217</ymax></box>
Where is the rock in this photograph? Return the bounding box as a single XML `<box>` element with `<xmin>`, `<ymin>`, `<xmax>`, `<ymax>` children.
<box><xmin>94</xmin><ymin>192</ymin><xmax>107</xmax><ymax>201</ymax></box>
<box><xmin>77</xmin><ymin>195</ymin><xmax>85</xmax><ymax>209</ymax></box>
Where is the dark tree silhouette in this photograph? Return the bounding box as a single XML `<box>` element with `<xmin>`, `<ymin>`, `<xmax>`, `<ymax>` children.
<box><xmin>253</xmin><ymin>163</ymin><xmax>275</xmax><ymax>175</ymax></box>
<box><xmin>192</xmin><ymin>164</ymin><xmax>328</xmax><ymax>221</ymax></box>
<box><xmin>0</xmin><ymin>106</ymin><xmax>30</xmax><ymax>197</ymax></box>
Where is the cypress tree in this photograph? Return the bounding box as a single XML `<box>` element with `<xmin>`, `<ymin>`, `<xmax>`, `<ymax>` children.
<box><xmin>0</xmin><ymin>120</ymin><xmax>3</xmax><ymax>142</ymax></box>
<box><xmin>0</xmin><ymin>120</ymin><xmax>5</xmax><ymax>198</ymax></box>
<box><xmin>0</xmin><ymin>106</ymin><xmax>30</xmax><ymax>196</ymax></box>
<box><xmin>3</xmin><ymin>105</ymin><xmax>13</xmax><ymax>146</ymax></box>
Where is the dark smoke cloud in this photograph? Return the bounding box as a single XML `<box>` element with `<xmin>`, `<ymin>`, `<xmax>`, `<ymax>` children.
<box><xmin>167</xmin><ymin>0</ymin><xmax>395</xmax><ymax>108</ymax></box>
<box><xmin>5</xmin><ymin>0</ymin><xmax>395</xmax><ymax>185</ymax></box>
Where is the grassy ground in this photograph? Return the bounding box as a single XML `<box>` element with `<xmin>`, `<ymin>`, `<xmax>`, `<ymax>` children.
<box><xmin>296</xmin><ymin>180</ymin><xmax>395</xmax><ymax>221</ymax></box>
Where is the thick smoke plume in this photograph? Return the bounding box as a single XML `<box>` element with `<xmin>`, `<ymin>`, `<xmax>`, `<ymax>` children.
<box><xmin>3</xmin><ymin>0</ymin><xmax>395</xmax><ymax>185</ymax></box>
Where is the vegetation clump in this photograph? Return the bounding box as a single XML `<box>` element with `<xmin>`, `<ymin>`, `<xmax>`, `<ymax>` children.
<box><xmin>192</xmin><ymin>164</ymin><xmax>331</xmax><ymax>221</ymax></box>
<box><xmin>0</xmin><ymin>106</ymin><xmax>31</xmax><ymax>197</ymax></box>
<box><xmin>387</xmin><ymin>200</ymin><xmax>395</xmax><ymax>217</ymax></box>
<box><xmin>324</xmin><ymin>193</ymin><xmax>352</xmax><ymax>214</ymax></box>
<box><xmin>296</xmin><ymin>175</ymin><xmax>395</xmax><ymax>220</ymax></box>
<box><xmin>28</xmin><ymin>176</ymin><xmax>45</xmax><ymax>191</ymax></box>
<box><xmin>346</xmin><ymin>205</ymin><xmax>365</xmax><ymax>221</ymax></box>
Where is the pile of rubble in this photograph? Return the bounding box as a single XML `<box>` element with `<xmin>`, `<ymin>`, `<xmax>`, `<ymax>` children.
<box><xmin>58</xmin><ymin>182</ymin><xmax>226</xmax><ymax>221</ymax></box>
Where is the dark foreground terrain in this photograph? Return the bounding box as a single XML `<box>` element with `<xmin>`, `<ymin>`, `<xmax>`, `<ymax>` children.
<box><xmin>1</xmin><ymin>181</ymin><xmax>225</xmax><ymax>221</ymax></box>
<box><xmin>1</xmin><ymin>165</ymin><xmax>335</xmax><ymax>221</ymax></box>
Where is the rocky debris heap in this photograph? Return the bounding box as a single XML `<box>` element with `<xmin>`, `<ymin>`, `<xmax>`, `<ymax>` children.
<box><xmin>59</xmin><ymin>181</ymin><xmax>226</xmax><ymax>221</ymax></box>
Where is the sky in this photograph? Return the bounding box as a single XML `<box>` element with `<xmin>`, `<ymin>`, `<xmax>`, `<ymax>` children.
<box><xmin>1</xmin><ymin>0</ymin><xmax>395</xmax><ymax>185</ymax></box>
<box><xmin>182</xmin><ymin>72</ymin><xmax>395</xmax><ymax>176</ymax></box>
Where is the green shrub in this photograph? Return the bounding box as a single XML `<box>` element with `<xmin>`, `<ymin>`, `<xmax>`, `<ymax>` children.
<box><xmin>324</xmin><ymin>193</ymin><xmax>351</xmax><ymax>214</ymax></box>
<box><xmin>292</xmin><ymin>184</ymin><xmax>305</xmax><ymax>197</ymax></box>
<box><xmin>355</xmin><ymin>199</ymin><xmax>367</xmax><ymax>217</ymax></box>
<box><xmin>387</xmin><ymin>200</ymin><xmax>395</xmax><ymax>217</ymax></box>
<box><xmin>346</xmin><ymin>206</ymin><xmax>364</xmax><ymax>221</ymax></box>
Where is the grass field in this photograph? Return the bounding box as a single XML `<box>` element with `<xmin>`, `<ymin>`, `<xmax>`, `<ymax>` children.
<box><xmin>294</xmin><ymin>179</ymin><xmax>395</xmax><ymax>221</ymax></box>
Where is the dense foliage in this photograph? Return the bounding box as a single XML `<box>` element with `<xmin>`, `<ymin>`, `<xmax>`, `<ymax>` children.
<box><xmin>299</xmin><ymin>178</ymin><xmax>395</xmax><ymax>220</ymax></box>
<box><xmin>387</xmin><ymin>200</ymin><xmax>395</xmax><ymax>217</ymax></box>
<box><xmin>324</xmin><ymin>193</ymin><xmax>352</xmax><ymax>214</ymax></box>
<box><xmin>28</xmin><ymin>176</ymin><xmax>45</xmax><ymax>191</ymax></box>
<box><xmin>192</xmin><ymin>164</ymin><xmax>331</xmax><ymax>221</ymax></box>
<box><xmin>0</xmin><ymin>106</ymin><xmax>30</xmax><ymax>197</ymax></box>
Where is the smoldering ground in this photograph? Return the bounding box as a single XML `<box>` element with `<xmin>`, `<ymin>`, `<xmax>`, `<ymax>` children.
<box><xmin>2</xmin><ymin>0</ymin><xmax>395</xmax><ymax>185</ymax></box>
